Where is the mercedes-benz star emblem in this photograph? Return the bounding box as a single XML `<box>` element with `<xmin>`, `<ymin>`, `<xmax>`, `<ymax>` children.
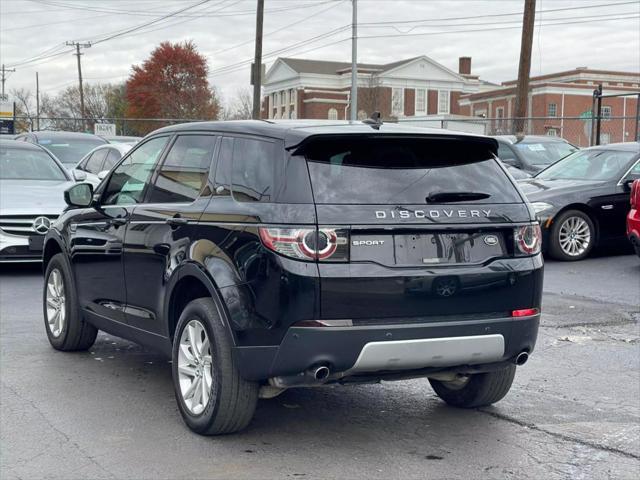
<box><xmin>32</xmin><ymin>216</ymin><xmax>51</xmax><ymax>234</ymax></box>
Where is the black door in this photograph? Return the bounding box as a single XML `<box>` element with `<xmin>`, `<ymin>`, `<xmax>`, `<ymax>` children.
<box><xmin>70</xmin><ymin>136</ymin><xmax>171</xmax><ymax>323</ymax></box>
<box><xmin>123</xmin><ymin>134</ymin><xmax>218</xmax><ymax>335</ymax></box>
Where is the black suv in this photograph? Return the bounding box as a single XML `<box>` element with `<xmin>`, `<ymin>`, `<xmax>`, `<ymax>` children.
<box><xmin>42</xmin><ymin>120</ymin><xmax>543</xmax><ymax>435</ymax></box>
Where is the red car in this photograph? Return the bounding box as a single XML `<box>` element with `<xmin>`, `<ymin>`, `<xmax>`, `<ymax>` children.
<box><xmin>627</xmin><ymin>179</ymin><xmax>640</xmax><ymax>258</ymax></box>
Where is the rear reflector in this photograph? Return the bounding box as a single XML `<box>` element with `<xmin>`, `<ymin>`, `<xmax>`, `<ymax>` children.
<box><xmin>512</xmin><ymin>308</ymin><xmax>539</xmax><ymax>317</ymax></box>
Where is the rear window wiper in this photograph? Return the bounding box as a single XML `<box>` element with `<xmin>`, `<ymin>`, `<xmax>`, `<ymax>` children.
<box><xmin>426</xmin><ymin>191</ymin><xmax>491</xmax><ymax>203</ymax></box>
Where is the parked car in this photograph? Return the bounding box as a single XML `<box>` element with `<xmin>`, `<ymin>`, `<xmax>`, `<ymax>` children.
<box><xmin>519</xmin><ymin>142</ymin><xmax>640</xmax><ymax>261</ymax></box>
<box><xmin>0</xmin><ymin>140</ymin><xmax>76</xmax><ymax>262</ymax></box>
<box><xmin>15</xmin><ymin>131</ymin><xmax>108</xmax><ymax>169</ymax></box>
<box><xmin>73</xmin><ymin>143</ymin><xmax>132</xmax><ymax>186</ymax></box>
<box><xmin>494</xmin><ymin>135</ymin><xmax>578</xmax><ymax>174</ymax></box>
<box><xmin>101</xmin><ymin>135</ymin><xmax>141</xmax><ymax>145</ymax></box>
<box><xmin>42</xmin><ymin>120</ymin><xmax>542</xmax><ymax>435</ymax></box>
<box><xmin>627</xmin><ymin>179</ymin><xmax>640</xmax><ymax>258</ymax></box>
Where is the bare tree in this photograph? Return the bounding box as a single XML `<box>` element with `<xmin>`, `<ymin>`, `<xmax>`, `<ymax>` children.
<box><xmin>11</xmin><ymin>88</ymin><xmax>36</xmax><ymax>132</ymax></box>
<box><xmin>222</xmin><ymin>88</ymin><xmax>253</xmax><ymax>120</ymax></box>
<box><xmin>358</xmin><ymin>74</ymin><xmax>381</xmax><ymax>119</ymax></box>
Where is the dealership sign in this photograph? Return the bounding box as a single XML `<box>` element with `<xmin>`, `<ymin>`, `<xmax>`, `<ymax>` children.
<box><xmin>0</xmin><ymin>94</ymin><xmax>15</xmax><ymax>134</ymax></box>
<box><xmin>94</xmin><ymin>123</ymin><xmax>116</xmax><ymax>136</ymax></box>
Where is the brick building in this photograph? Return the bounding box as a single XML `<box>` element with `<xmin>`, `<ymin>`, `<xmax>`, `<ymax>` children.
<box><xmin>459</xmin><ymin>68</ymin><xmax>640</xmax><ymax>146</ymax></box>
<box><xmin>261</xmin><ymin>56</ymin><xmax>493</xmax><ymax>121</ymax></box>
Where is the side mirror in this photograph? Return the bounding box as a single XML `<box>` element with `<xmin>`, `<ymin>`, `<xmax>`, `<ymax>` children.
<box><xmin>97</xmin><ymin>170</ymin><xmax>109</xmax><ymax>180</ymax></box>
<box><xmin>73</xmin><ymin>169</ymin><xmax>87</xmax><ymax>182</ymax></box>
<box><xmin>64</xmin><ymin>183</ymin><xmax>94</xmax><ymax>208</ymax></box>
<box><xmin>623</xmin><ymin>179</ymin><xmax>636</xmax><ymax>193</ymax></box>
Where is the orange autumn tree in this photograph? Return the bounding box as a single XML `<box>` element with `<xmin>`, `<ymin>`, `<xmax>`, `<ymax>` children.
<box><xmin>126</xmin><ymin>41</ymin><xmax>220</xmax><ymax>134</ymax></box>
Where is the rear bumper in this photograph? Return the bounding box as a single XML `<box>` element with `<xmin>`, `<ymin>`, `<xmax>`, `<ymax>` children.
<box><xmin>233</xmin><ymin>314</ymin><xmax>540</xmax><ymax>381</ymax></box>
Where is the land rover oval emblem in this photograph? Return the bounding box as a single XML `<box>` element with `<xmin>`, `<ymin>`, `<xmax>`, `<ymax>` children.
<box><xmin>484</xmin><ymin>235</ymin><xmax>499</xmax><ymax>246</ymax></box>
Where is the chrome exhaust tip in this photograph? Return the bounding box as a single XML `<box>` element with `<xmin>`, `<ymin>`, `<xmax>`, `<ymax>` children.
<box><xmin>312</xmin><ymin>365</ymin><xmax>330</xmax><ymax>381</ymax></box>
<box><xmin>515</xmin><ymin>351</ymin><xmax>529</xmax><ymax>366</ymax></box>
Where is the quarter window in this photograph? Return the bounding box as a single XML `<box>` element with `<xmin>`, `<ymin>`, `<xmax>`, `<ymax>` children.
<box><xmin>231</xmin><ymin>137</ymin><xmax>280</xmax><ymax>203</ymax></box>
<box><xmin>102</xmin><ymin>136</ymin><xmax>168</xmax><ymax>205</ymax></box>
<box><xmin>103</xmin><ymin>148</ymin><xmax>122</xmax><ymax>171</ymax></box>
<box><xmin>85</xmin><ymin>149</ymin><xmax>108</xmax><ymax>174</ymax></box>
<box><xmin>146</xmin><ymin>135</ymin><xmax>217</xmax><ymax>204</ymax></box>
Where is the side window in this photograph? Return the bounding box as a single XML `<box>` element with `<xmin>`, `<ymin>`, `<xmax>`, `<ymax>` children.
<box><xmin>102</xmin><ymin>136</ymin><xmax>169</xmax><ymax>206</ymax></box>
<box><xmin>102</xmin><ymin>148</ymin><xmax>122</xmax><ymax>171</ymax></box>
<box><xmin>497</xmin><ymin>144</ymin><xmax>517</xmax><ymax>163</ymax></box>
<box><xmin>146</xmin><ymin>135</ymin><xmax>217</xmax><ymax>204</ymax></box>
<box><xmin>231</xmin><ymin>137</ymin><xmax>280</xmax><ymax>203</ymax></box>
<box><xmin>85</xmin><ymin>149</ymin><xmax>108</xmax><ymax>173</ymax></box>
<box><xmin>214</xmin><ymin>137</ymin><xmax>234</xmax><ymax>196</ymax></box>
<box><xmin>625</xmin><ymin>160</ymin><xmax>640</xmax><ymax>180</ymax></box>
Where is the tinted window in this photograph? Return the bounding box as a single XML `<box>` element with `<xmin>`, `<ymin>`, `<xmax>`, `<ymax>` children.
<box><xmin>102</xmin><ymin>136</ymin><xmax>168</xmax><ymax>205</ymax></box>
<box><xmin>37</xmin><ymin>136</ymin><xmax>107</xmax><ymax>166</ymax></box>
<box><xmin>0</xmin><ymin>146</ymin><xmax>67</xmax><ymax>180</ymax></box>
<box><xmin>147</xmin><ymin>135</ymin><xmax>216</xmax><ymax>203</ymax></box>
<box><xmin>304</xmin><ymin>137</ymin><xmax>521</xmax><ymax>204</ymax></box>
<box><xmin>214</xmin><ymin>137</ymin><xmax>233</xmax><ymax>196</ymax></box>
<box><xmin>85</xmin><ymin>149</ymin><xmax>108</xmax><ymax>173</ymax></box>
<box><xmin>497</xmin><ymin>144</ymin><xmax>517</xmax><ymax>161</ymax></box>
<box><xmin>103</xmin><ymin>148</ymin><xmax>122</xmax><ymax>171</ymax></box>
<box><xmin>537</xmin><ymin>149</ymin><xmax>638</xmax><ymax>181</ymax></box>
<box><xmin>231</xmin><ymin>137</ymin><xmax>279</xmax><ymax>202</ymax></box>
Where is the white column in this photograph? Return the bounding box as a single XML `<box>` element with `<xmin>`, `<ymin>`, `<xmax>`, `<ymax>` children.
<box><xmin>268</xmin><ymin>94</ymin><xmax>273</xmax><ymax>119</ymax></box>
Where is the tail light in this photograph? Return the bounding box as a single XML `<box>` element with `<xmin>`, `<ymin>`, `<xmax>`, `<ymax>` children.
<box><xmin>514</xmin><ymin>224</ymin><xmax>542</xmax><ymax>256</ymax></box>
<box><xmin>259</xmin><ymin>227</ymin><xmax>349</xmax><ymax>262</ymax></box>
<box><xmin>631</xmin><ymin>180</ymin><xmax>639</xmax><ymax>209</ymax></box>
<box><xmin>512</xmin><ymin>308</ymin><xmax>539</xmax><ymax>317</ymax></box>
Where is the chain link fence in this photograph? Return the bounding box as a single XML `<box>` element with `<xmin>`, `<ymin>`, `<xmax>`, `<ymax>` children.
<box><xmin>11</xmin><ymin>116</ymin><xmax>210</xmax><ymax>137</ymax></box>
<box><xmin>399</xmin><ymin>115</ymin><xmax>640</xmax><ymax>148</ymax></box>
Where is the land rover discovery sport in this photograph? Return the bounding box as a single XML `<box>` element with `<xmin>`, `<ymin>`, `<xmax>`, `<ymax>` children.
<box><xmin>42</xmin><ymin>120</ymin><xmax>543</xmax><ymax>435</ymax></box>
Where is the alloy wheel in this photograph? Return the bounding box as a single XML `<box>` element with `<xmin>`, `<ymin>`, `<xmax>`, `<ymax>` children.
<box><xmin>177</xmin><ymin>319</ymin><xmax>213</xmax><ymax>415</ymax></box>
<box><xmin>45</xmin><ymin>268</ymin><xmax>66</xmax><ymax>338</ymax></box>
<box><xmin>558</xmin><ymin>216</ymin><xmax>591</xmax><ymax>257</ymax></box>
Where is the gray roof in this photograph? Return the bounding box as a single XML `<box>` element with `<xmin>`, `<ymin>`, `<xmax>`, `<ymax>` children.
<box><xmin>280</xmin><ymin>56</ymin><xmax>423</xmax><ymax>75</ymax></box>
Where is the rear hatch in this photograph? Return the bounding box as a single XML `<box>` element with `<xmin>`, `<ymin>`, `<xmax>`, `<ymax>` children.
<box><xmin>298</xmin><ymin>134</ymin><xmax>538</xmax><ymax>321</ymax></box>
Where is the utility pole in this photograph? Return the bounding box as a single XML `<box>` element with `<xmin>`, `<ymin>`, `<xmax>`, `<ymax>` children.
<box><xmin>66</xmin><ymin>41</ymin><xmax>91</xmax><ymax>130</ymax></box>
<box><xmin>350</xmin><ymin>0</ymin><xmax>358</xmax><ymax>121</ymax></box>
<box><xmin>512</xmin><ymin>0</ymin><xmax>536</xmax><ymax>135</ymax></box>
<box><xmin>251</xmin><ymin>0</ymin><xmax>264</xmax><ymax>120</ymax></box>
<box><xmin>1</xmin><ymin>64</ymin><xmax>16</xmax><ymax>97</ymax></box>
<box><xmin>36</xmin><ymin>72</ymin><xmax>40</xmax><ymax>131</ymax></box>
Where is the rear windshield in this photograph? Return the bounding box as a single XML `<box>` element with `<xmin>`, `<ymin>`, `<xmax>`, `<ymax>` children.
<box><xmin>303</xmin><ymin>137</ymin><xmax>522</xmax><ymax>204</ymax></box>
<box><xmin>513</xmin><ymin>141</ymin><xmax>577</xmax><ymax>166</ymax></box>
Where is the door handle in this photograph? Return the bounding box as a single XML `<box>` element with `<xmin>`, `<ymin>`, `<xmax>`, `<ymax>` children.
<box><xmin>109</xmin><ymin>217</ymin><xmax>127</xmax><ymax>227</ymax></box>
<box><xmin>166</xmin><ymin>216</ymin><xmax>188</xmax><ymax>227</ymax></box>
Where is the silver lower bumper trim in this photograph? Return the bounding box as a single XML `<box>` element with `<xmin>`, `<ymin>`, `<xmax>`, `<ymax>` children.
<box><xmin>349</xmin><ymin>334</ymin><xmax>505</xmax><ymax>373</ymax></box>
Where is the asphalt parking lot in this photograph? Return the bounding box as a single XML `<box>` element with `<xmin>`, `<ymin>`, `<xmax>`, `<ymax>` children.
<box><xmin>1</xmin><ymin>252</ymin><xmax>639</xmax><ymax>480</ymax></box>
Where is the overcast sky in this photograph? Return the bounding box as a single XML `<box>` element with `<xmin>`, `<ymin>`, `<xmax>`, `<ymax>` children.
<box><xmin>1</xmin><ymin>0</ymin><xmax>639</xmax><ymax>105</ymax></box>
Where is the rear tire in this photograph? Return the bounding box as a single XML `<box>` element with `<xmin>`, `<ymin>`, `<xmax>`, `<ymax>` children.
<box><xmin>548</xmin><ymin>210</ymin><xmax>595</xmax><ymax>261</ymax></box>
<box><xmin>429</xmin><ymin>365</ymin><xmax>516</xmax><ymax>408</ymax></box>
<box><xmin>43</xmin><ymin>253</ymin><xmax>98</xmax><ymax>351</ymax></box>
<box><xmin>172</xmin><ymin>298</ymin><xmax>258</xmax><ymax>435</ymax></box>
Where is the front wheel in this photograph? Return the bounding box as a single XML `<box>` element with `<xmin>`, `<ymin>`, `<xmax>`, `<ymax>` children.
<box><xmin>43</xmin><ymin>253</ymin><xmax>97</xmax><ymax>351</ymax></box>
<box><xmin>172</xmin><ymin>298</ymin><xmax>258</xmax><ymax>435</ymax></box>
<box><xmin>429</xmin><ymin>365</ymin><xmax>516</xmax><ymax>408</ymax></box>
<box><xmin>548</xmin><ymin>210</ymin><xmax>595</xmax><ymax>261</ymax></box>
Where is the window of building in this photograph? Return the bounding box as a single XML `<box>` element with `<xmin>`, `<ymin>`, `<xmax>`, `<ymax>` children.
<box><xmin>602</xmin><ymin>106</ymin><xmax>612</xmax><ymax>120</ymax></box>
<box><xmin>391</xmin><ymin>88</ymin><xmax>404</xmax><ymax>116</ymax></box>
<box><xmin>290</xmin><ymin>89</ymin><xmax>295</xmax><ymax>105</ymax></box>
<box><xmin>328</xmin><ymin>108</ymin><xmax>338</xmax><ymax>120</ymax></box>
<box><xmin>495</xmin><ymin>107</ymin><xmax>505</xmax><ymax>130</ymax></box>
<box><xmin>415</xmin><ymin>89</ymin><xmax>426</xmax><ymax>114</ymax></box>
<box><xmin>548</xmin><ymin>103</ymin><xmax>557</xmax><ymax>117</ymax></box>
<box><xmin>546</xmin><ymin>128</ymin><xmax>558</xmax><ymax>137</ymax></box>
<box><xmin>147</xmin><ymin>135</ymin><xmax>217</xmax><ymax>204</ymax></box>
<box><xmin>600</xmin><ymin>133</ymin><xmax>611</xmax><ymax>145</ymax></box>
<box><xmin>437</xmin><ymin>90</ymin><xmax>450</xmax><ymax>114</ymax></box>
